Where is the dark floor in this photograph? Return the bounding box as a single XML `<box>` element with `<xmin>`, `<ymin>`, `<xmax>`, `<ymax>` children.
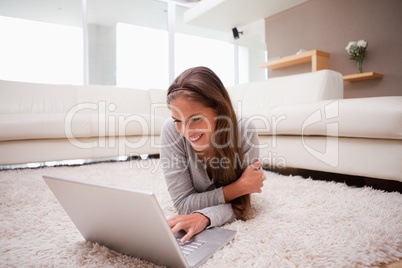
<box><xmin>264</xmin><ymin>164</ymin><xmax>402</xmax><ymax>194</ymax></box>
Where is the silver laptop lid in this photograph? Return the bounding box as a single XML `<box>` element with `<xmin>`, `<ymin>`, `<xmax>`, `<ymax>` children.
<box><xmin>42</xmin><ymin>175</ymin><xmax>188</xmax><ymax>268</ymax></box>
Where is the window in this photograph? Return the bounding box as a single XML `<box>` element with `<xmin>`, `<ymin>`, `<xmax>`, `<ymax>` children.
<box><xmin>116</xmin><ymin>23</ymin><xmax>236</xmax><ymax>90</ymax></box>
<box><xmin>175</xmin><ymin>33</ymin><xmax>235</xmax><ymax>88</ymax></box>
<box><xmin>0</xmin><ymin>16</ymin><xmax>83</xmax><ymax>84</ymax></box>
<box><xmin>0</xmin><ymin>1</ymin><xmax>266</xmax><ymax>87</ymax></box>
<box><xmin>116</xmin><ymin>23</ymin><xmax>169</xmax><ymax>90</ymax></box>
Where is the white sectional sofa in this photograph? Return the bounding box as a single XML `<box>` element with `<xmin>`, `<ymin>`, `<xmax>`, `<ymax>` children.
<box><xmin>1</xmin><ymin>70</ymin><xmax>401</xmax><ymax>183</ymax></box>
<box><xmin>0</xmin><ymin>81</ymin><xmax>170</xmax><ymax>165</ymax></box>
<box><xmin>227</xmin><ymin>72</ymin><xmax>402</xmax><ymax>183</ymax></box>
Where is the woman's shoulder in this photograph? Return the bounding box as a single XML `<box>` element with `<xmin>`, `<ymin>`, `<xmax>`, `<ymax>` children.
<box><xmin>161</xmin><ymin>118</ymin><xmax>187</xmax><ymax>152</ymax></box>
<box><xmin>237</xmin><ymin>117</ymin><xmax>259</xmax><ymax>156</ymax></box>
<box><xmin>237</xmin><ymin>116</ymin><xmax>259</xmax><ymax>144</ymax></box>
<box><xmin>161</xmin><ymin>118</ymin><xmax>181</xmax><ymax>139</ymax></box>
<box><xmin>237</xmin><ymin>117</ymin><xmax>256</xmax><ymax>131</ymax></box>
<box><xmin>162</xmin><ymin>117</ymin><xmax>175</xmax><ymax>130</ymax></box>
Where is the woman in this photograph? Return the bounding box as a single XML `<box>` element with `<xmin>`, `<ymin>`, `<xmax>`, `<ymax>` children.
<box><xmin>160</xmin><ymin>66</ymin><xmax>265</xmax><ymax>243</ymax></box>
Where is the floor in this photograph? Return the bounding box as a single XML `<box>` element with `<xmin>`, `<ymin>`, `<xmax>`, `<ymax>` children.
<box><xmin>382</xmin><ymin>259</ymin><xmax>402</xmax><ymax>268</ymax></box>
<box><xmin>2</xmin><ymin>155</ymin><xmax>401</xmax><ymax>194</ymax></box>
<box><xmin>1</xmin><ymin>156</ymin><xmax>401</xmax><ymax>267</ymax></box>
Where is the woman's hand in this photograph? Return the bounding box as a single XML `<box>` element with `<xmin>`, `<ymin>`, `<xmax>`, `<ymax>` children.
<box><xmin>223</xmin><ymin>160</ymin><xmax>265</xmax><ymax>202</ymax></box>
<box><xmin>238</xmin><ymin>159</ymin><xmax>265</xmax><ymax>194</ymax></box>
<box><xmin>168</xmin><ymin>213</ymin><xmax>210</xmax><ymax>243</ymax></box>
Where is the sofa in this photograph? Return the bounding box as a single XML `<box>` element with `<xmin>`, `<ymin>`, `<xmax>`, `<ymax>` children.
<box><xmin>1</xmin><ymin>70</ymin><xmax>401</xmax><ymax>183</ymax></box>
<box><xmin>227</xmin><ymin>71</ymin><xmax>402</xmax><ymax>183</ymax></box>
<box><xmin>0</xmin><ymin>80</ymin><xmax>169</xmax><ymax>166</ymax></box>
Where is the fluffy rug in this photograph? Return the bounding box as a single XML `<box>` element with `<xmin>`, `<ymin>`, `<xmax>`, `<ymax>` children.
<box><xmin>1</xmin><ymin>159</ymin><xmax>401</xmax><ymax>267</ymax></box>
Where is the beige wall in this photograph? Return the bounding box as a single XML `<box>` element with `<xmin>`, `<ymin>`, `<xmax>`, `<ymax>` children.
<box><xmin>264</xmin><ymin>0</ymin><xmax>402</xmax><ymax>98</ymax></box>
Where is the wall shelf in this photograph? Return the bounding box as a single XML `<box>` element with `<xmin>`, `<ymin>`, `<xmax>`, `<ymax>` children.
<box><xmin>343</xmin><ymin>72</ymin><xmax>383</xmax><ymax>82</ymax></box>
<box><xmin>259</xmin><ymin>50</ymin><xmax>330</xmax><ymax>72</ymax></box>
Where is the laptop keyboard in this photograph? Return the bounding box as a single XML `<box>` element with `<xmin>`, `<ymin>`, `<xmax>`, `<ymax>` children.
<box><xmin>176</xmin><ymin>238</ymin><xmax>205</xmax><ymax>256</ymax></box>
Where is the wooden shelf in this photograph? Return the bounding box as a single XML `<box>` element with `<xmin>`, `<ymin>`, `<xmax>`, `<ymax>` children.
<box><xmin>259</xmin><ymin>50</ymin><xmax>330</xmax><ymax>72</ymax></box>
<box><xmin>343</xmin><ymin>72</ymin><xmax>383</xmax><ymax>82</ymax></box>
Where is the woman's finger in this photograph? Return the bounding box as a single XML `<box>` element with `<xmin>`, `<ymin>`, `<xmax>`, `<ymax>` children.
<box><xmin>167</xmin><ymin>216</ymin><xmax>179</xmax><ymax>228</ymax></box>
<box><xmin>181</xmin><ymin>229</ymin><xmax>195</xmax><ymax>243</ymax></box>
<box><xmin>251</xmin><ymin>160</ymin><xmax>263</xmax><ymax>171</ymax></box>
<box><xmin>170</xmin><ymin>222</ymin><xmax>183</xmax><ymax>235</ymax></box>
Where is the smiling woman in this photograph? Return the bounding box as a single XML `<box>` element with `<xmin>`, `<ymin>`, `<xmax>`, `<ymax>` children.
<box><xmin>160</xmin><ymin>66</ymin><xmax>264</xmax><ymax>243</ymax></box>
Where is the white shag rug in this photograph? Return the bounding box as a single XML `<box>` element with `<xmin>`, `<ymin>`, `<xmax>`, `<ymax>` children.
<box><xmin>1</xmin><ymin>159</ymin><xmax>401</xmax><ymax>267</ymax></box>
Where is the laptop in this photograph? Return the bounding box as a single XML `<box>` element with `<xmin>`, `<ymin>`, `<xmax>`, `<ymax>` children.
<box><xmin>42</xmin><ymin>175</ymin><xmax>237</xmax><ymax>268</ymax></box>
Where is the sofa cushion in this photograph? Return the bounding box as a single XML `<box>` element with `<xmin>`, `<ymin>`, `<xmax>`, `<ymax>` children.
<box><xmin>0</xmin><ymin>113</ymin><xmax>167</xmax><ymax>142</ymax></box>
<box><xmin>268</xmin><ymin>96</ymin><xmax>402</xmax><ymax>139</ymax></box>
<box><xmin>0</xmin><ymin>80</ymin><xmax>170</xmax><ymax>142</ymax></box>
<box><xmin>148</xmin><ymin>88</ymin><xmax>171</xmax><ymax>121</ymax></box>
<box><xmin>0</xmin><ymin>80</ymin><xmax>77</xmax><ymax>114</ymax></box>
<box><xmin>76</xmin><ymin>85</ymin><xmax>152</xmax><ymax>115</ymax></box>
<box><xmin>227</xmin><ymin>70</ymin><xmax>343</xmax><ymax>119</ymax></box>
<box><xmin>0</xmin><ymin>80</ymin><xmax>153</xmax><ymax>115</ymax></box>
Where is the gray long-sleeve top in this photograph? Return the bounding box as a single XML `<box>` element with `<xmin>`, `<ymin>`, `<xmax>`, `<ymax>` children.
<box><xmin>160</xmin><ymin>117</ymin><xmax>259</xmax><ymax>227</ymax></box>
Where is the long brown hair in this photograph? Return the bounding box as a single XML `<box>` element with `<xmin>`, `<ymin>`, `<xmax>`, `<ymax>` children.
<box><xmin>167</xmin><ymin>66</ymin><xmax>251</xmax><ymax>220</ymax></box>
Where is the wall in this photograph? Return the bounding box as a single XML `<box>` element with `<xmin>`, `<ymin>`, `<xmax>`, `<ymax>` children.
<box><xmin>264</xmin><ymin>0</ymin><xmax>402</xmax><ymax>98</ymax></box>
<box><xmin>232</xmin><ymin>19</ymin><xmax>267</xmax><ymax>83</ymax></box>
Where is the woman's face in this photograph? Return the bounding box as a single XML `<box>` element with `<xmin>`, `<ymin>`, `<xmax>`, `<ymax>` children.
<box><xmin>170</xmin><ymin>96</ymin><xmax>218</xmax><ymax>154</ymax></box>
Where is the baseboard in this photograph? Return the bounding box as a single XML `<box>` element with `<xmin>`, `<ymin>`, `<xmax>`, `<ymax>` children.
<box><xmin>0</xmin><ymin>154</ymin><xmax>161</xmax><ymax>170</ymax></box>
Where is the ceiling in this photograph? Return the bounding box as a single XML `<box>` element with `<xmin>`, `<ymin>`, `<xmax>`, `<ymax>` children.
<box><xmin>0</xmin><ymin>0</ymin><xmax>309</xmax><ymax>31</ymax></box>
<box><xmin>184</xmin><ymin>0</ymin><xmax>309</xmax><ymax>32</ymax></box>
<box><xmin>0</xmin><ymin>0</ymin><xmax>309</xmax><ymax>50</ymax></box>
<box><xmin>0</xmin><ymin>0</ymin><xmax>169</xmax><ymax>28</ymax></box>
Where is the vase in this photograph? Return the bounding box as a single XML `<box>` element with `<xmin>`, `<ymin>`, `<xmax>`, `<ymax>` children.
<box><xmin>356</xmin><ymin>59</ymin><xmax>363</xmax><ymax>73</ymax></box>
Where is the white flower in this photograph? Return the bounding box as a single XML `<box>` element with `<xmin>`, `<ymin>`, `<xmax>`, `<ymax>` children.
<box><xmin>345</xmin><ymin>41</ymin><xmax>357</xmax><ymax>51</ymax></box>
<box><xmin>346</xmin><ymin>40</ymin><xmax>368</xmax><ymax>61</ymax></box>
<box><xmin>357</xmin><ymin>40</ymin><xmax>367</xmax><ymax>48</ymax></box>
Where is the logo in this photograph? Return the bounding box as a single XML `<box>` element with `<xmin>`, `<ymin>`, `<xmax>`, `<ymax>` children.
<box><xmin>301</xmin><ymin>100</ymin><xmax>339</xmax><ymax>167</ymax></box>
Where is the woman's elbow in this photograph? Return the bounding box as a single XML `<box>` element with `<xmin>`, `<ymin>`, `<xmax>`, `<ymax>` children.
<box><xmin>173</xmin><ymin>200</ymin><xmax>193</xmax><ymax>215</ymax></box>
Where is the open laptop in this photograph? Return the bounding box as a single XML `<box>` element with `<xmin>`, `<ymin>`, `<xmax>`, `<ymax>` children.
<box><xmin>42</xmin><ymin>175</ymin><xmax>236</xmax><ymax>268</ymax></box>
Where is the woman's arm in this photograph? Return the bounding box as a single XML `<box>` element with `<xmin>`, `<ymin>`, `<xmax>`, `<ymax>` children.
<box><xmin>222</xmin><ymin>159</ymin><xmax>264</xmax><ymax>202</ymax></box>
<box><xmin>222</xmin><ymin>118</ymin><xmax>263</xmax><ymax>202</ymax></box>
<box><xmin>161</xmin><ymin>118</ymin><xmax>263</xmax><ymax>213</ymax></box>
<box><xmin>161</xmin><ymin>118</ymin><xmax>262</xmax><ymax>242</ymax></box>
<box><xmin>161</xmin><ymin>119</ymin><xmax>236</xmax><ymax>241</ymax></box>
<box><xmin>160</xmin><ymin>119</ymin><xmax>229</xmax><ymax>215</ymax></box>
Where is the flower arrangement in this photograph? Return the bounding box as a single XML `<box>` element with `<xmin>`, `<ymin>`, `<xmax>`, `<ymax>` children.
<box><xmin>345</xmin><ymin>40</ymin><xmax>368</xmax><ymax>73</ymax></box>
